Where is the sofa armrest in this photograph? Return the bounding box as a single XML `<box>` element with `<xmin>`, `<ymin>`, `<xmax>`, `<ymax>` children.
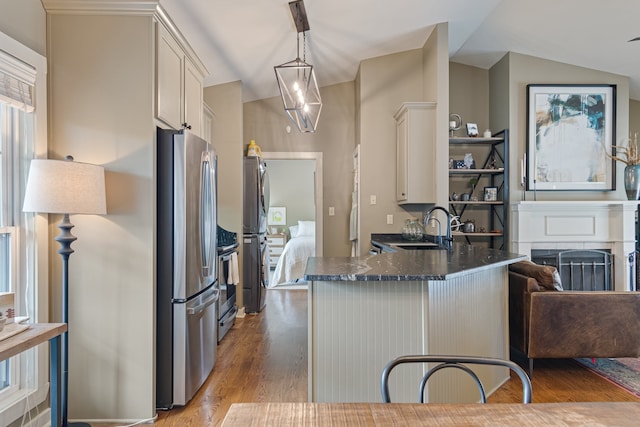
<box><xmin>509</xmin><ymin>271</ymin><xmax>543</xmax><ymax>293</ymax></box>
<box><xmin>527</xmin><ymin>292</ymin><xmax>640</xmax><ymax>358</ymax></box>
<box><xmin>508</xmin><ymin>271</ymin><xmax>542</xmax><ymax>354</ymax></box>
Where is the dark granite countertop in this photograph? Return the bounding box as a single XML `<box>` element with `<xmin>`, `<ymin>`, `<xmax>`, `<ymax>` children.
<box><xmin>304</xmin><ymin>235</ymin><xmax>526</xmax><ymax>281</ymax></box>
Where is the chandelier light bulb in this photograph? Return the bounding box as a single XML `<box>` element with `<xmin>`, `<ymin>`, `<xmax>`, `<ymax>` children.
<box><xmin>273</xmin><ymin>0</ymin><xmax>322</xmax><ymax>132</ymax></box>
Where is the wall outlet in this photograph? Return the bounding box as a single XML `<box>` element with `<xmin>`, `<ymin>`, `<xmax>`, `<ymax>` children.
<box><xmin>370</xmin><ymin>195</ymin><xmax>377</xmax><ymax>205</ymax></box>
<box><xmin>329</xmin><ymin>206</ymin><xmax>335</xmax><ymax>216</ymax></box>
<box><xmin>387</xmin><ymin>214</ymin><xmax>393</xmax><ymax>225</ymax></box>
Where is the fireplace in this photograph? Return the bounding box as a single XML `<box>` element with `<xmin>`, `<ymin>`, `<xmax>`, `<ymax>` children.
<box><xmin>511</xmin><ymin>201</ymin><xmax>637</xmax><ymax>291</ymax></box>
<box><xmin>531</xmin><ymin>249</ymin><xmax>613</xmax><ymax>291</ymax></box>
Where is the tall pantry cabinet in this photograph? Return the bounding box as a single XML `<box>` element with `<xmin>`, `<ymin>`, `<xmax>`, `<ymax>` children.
<box><xmin>43</xmin><ymin>1</ymin><xmax>207</xmax><ymax>421</ymax></box>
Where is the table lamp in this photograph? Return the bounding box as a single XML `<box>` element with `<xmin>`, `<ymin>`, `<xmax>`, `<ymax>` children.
<box><xmin>22</xmin><ymin>155</ymin><xmax>106</xmax><ymax>427</ymax></box>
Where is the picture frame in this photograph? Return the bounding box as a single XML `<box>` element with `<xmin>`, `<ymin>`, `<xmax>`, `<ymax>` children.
<box><xmin>483</xmin><ymin>186</ymin><xmax>498</xmax><ymax>202</ymax></box>
<box><xmin>466</xmin><ymin>123</ymin><xmax>479</xmax><ymax>137</ymax></box>
<box><xmin>526</xmin><ymin>84</ymin><xmax>616</xmax><ymax>191</ymax></box>
<box><xmin>267</xmin><ymin>206</ymin><xmax>286</xmax><ymax>225</ymax></box>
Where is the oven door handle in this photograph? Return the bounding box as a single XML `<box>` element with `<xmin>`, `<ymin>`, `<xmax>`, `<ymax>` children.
<box><xmin>219</xmin><ymin>252</ymin><xmax>234</xmax><ymax>262</ymax></box>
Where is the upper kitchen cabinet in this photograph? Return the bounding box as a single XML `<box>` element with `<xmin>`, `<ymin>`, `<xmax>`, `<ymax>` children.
<box><xmin>157</xmin><ymin>22</ymin><xmax>205</xmax><ymax>136</ymax></box>
<box><xmin>42</xmin><ymin>0</ymin><xmax>209</xmax><ymax>421</ymax></box>
<box><xmin>394</xmin><ymin>102</ymin><xmax>436</xmax><ymax>204</ymax></box>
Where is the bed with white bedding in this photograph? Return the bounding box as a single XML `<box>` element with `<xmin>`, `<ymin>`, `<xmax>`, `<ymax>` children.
<box><xmin>269</xmin><ymin>221</ymin><xmax>315</xmax><ymax>287</ymax></box>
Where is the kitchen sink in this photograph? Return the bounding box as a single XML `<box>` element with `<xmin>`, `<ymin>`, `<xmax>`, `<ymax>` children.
<box><xmin>389</xmin><ymin>242</ymin><xmax>441</xmax><ymax>250</ymax></box>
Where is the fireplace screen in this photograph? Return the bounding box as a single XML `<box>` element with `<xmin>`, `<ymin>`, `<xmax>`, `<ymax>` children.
<box><xmin>531</xmin><ymin>249</ymin><xmax>612</xmax><ymax>291</ymax></box>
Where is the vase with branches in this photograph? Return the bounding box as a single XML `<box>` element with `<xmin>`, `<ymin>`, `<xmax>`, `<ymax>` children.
<box><xmin>605</xmin><ymin>133</ymin><xmax>640</xmax><ymax>199</ymax></box>
<box><xmin>605</xmin><ymin>132</ymin><xmax>640</xmax><ymax>166</ymax></box>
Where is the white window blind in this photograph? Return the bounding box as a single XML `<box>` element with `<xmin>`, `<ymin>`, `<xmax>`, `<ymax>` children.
<box><xmin>0</xmin><ymin>50</ymin><xmax>35</xmax><ymax>112</ymax></box>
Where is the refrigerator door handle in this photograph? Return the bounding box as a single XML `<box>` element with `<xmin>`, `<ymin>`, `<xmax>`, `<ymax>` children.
<box><xmin>187</xmin><ymin>289</ymin><xmax>220</xmax><ymax>315</ymax></box>
<box><xmin>199</xmin><ymin>151</ymin><xmax>216</xmax><ymax>278</ymax></box>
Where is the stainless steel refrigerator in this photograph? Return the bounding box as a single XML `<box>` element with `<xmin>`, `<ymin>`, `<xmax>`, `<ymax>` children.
<box><xmin>156</xmin><ymin>127</ymin><xmax>218</xmax><ymax>409</ymax></box>
<box><xmin>243</xmin><ymin>156</ymin><xmax>270</xmax><ymax>313</ymax></box>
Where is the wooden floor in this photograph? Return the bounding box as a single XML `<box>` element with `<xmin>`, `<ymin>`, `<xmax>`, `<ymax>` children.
<box><xmin>95</xmin><ymin>289</ymin><xmax>640</xmax><ymax>426</ymax></box>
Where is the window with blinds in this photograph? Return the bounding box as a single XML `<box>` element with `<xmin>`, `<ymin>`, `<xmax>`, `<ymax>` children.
<box><xmin>0</xmin><ymin>43</ymin><xmax>38</xmax><ymax>409</ymax></box>
<box><xmin>0</xmin><ymin>52</ymin><xmax>35</xmax><ymax>112</ymax></box>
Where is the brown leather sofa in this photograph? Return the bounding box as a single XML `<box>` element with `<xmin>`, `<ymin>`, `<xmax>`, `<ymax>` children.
<box><xmin>508</xmin><ymin>260</ymin><xmax>640</xmax><ymax>374</ymax></box>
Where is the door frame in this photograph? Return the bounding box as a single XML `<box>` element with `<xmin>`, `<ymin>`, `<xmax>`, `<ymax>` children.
<box><xmin>262</xmin><ymin>151</ymin><xmax>323</xmax><ymax>257</ymax></box>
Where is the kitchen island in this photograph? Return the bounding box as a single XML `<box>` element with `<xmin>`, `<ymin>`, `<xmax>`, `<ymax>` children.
<box><xmin>304</xmin><ymin>243</ymin><xmax>526</xmax><ymax>403</ymax></box>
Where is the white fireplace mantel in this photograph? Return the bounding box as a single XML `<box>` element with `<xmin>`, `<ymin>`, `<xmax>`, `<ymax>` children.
<box><xmin>511</xmin><ymin>201</ymin><xmax>638</xmax><ymax>291</ymax></box>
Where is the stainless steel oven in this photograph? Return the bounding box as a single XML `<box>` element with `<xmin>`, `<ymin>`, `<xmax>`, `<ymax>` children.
<box><xmin>217</xmin><ymin>226</ymin><xmax>239</xmax><ymax>343</ymax></box>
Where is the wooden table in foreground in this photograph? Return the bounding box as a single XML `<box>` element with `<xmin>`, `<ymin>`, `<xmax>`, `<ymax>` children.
<box><xmin>221</xmin><ymin>402</ymin><xmax>640</xmax><ymax>426</ymax></box>
<box><xmin>0</xmin><ymin>323</ymin><xmax>67</xmax><ymax>427</ymax></box>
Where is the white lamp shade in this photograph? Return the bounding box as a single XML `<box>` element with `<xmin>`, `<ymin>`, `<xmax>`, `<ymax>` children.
<box><xmin>22</xmin><ymin>158</ymin><xmax>107</xmax><ymax>215</ymax></box>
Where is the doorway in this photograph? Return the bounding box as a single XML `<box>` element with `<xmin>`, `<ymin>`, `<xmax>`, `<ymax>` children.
<box><xmin>262</xmin><ymin>152</ymin><xmax>323</xmax><ymax>257</ymax></box>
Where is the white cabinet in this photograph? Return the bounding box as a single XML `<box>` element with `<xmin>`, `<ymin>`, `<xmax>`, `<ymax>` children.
<box><xmin>202</xmin><ymin>103</ymin><xmax>215</xmax><ymax>144</ymax></box>
<box><xmin>394</xmin><ymin>102</ymin><xmax>437</xmax><ymax>204</ymax></box>
<box><xmin>267</xmin><ymin>234</ymin><xmax>287</xmax><ymax>268</ymax></box>
<box><xmin>157</xmin><ymin>23</ymin><xmax>204</xmax><ymax>136</ymax></box>
<box><xmin>184</xmin><ymin>57</ymin><xmax>203</xmax><ymax>136</ymax></box>
<box><xmin>157</xmin><ymin>24</ymin><xmax>182</xmax><ymax>130</ymax></box>
<box><xmin>42</xmin><ymin>3</ymin><xmax>208</xmax><ymax>420</ymax></box>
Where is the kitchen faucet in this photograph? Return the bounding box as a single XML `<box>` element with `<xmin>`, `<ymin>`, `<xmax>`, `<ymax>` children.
<box><xmin>423</xmin><ymin>206</ymin><xmax>453</xmax><ymax>248</ymax></box>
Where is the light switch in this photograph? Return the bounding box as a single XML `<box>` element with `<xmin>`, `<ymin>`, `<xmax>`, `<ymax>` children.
<box><xmin>370</xmin><ymin>195</ymin><xmax>377</xmax><ymax>205</ymax></box>
<box><xmin>329</xmin><ymin>206</ymin><xmax>335</xmax><ymax>216</ymax></box>
<box><xmin>387</xmin><ymin>214</ymin><xmax>393</xmax><ymax>225</ymax></box>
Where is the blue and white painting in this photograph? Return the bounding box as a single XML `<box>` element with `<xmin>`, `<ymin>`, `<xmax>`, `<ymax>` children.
<box><xmin>527</xmin><ymin>85</ymin><xmax>615</xmax><ymax>191</ymax></box>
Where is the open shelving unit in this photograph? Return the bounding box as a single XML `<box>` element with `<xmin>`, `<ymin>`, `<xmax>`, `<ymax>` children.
<box><xmin>449</xmin><ymin>129</ymin><xmax>509</xmax><ymax>249</ymax></box>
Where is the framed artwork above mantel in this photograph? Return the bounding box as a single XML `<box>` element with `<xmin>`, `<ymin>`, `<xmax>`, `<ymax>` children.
<box><xmin>526</xmin><ymin>84</ymin><xmax>616</xmax><ymax>191</ymax></box>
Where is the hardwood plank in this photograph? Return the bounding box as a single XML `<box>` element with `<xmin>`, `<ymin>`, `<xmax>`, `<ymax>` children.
<box><xmin>153</xmin><ymin>289</ymin><xmax>308</xmax><ymax>427</ymax></box>
<box><xmin>92</xmin><ymin>289</ymin><xmax>640</xmax><ymax>426</ymax></box>
<box><xmin>222</xmin><ymin>402</ymin><xmax>640</xmax><ymax>426</ymax></box>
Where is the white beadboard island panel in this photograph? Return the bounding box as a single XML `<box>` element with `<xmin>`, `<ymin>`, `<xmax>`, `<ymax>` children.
<box><xmin>308</xmin><ymin>265</ymin><xmax>510</xmax><ymax>403</ymax></box>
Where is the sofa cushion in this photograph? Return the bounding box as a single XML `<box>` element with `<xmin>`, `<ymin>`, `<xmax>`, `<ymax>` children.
<box><xmin>509</xmin><ymin>260</ymin><xmax>563</xmax><ymax>291</ymax></box>
<box><xmin>527</xmin><ymin>292</ymin><xmax>640</xmax><ymax>358</ymax></box>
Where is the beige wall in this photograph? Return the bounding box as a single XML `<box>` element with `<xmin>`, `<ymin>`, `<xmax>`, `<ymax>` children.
<box><xmin>488</xmin><ymin>53</ymin><xmax>510</xmax><ymax>132</ymax></box>
<box><xmin>452</xmin><ymin>53</ymin><xmax>631</xmax><ymax>251</ymax></box>
<box><xmin>47</xmin><ymin>13</ymin><xmax>156</xmax><ymax>421</ymax></box>
<box><xmin>266</xmin><ymin>159</ymin><xmax>316</xmax><ymax>230</ymax></box>
<box><xmin>357</xmin><ymin>49</ymin><xmax>423</xmax><ymax>255</ymax></box>
<box><xmin>357</xmin><ymin>23</ymin><xmax>449</xmax><ymax>255</ymax></box>
<box><xmin>498</xmin><ymin>52</ymin><xmax>630</xmax><ymax>206</ymax></box>
<box><xmin>450</xmin><ymin>62</ymin><xmax>490</xmax><ymax>133</ymax></box>
<box><xmin>243</xmin><ymin>81</ymin><xmax>356</xmax><ymax>257</ymax></box>
<box><xmin>203</xmin><ymin>81</ymin><xmax>244</xmax><ymax>305</ymax></box>
<box><xmin>423</xmin><ymin>23</ymin><xmax>450</xmax><ymax>207</ymax></box>
<box><xmin>449</xmin><ymin>62</ymin><xmax>492</xmax><ymax>234</ymax></box>
<box><xmin>0</xmin><ymin>0</ymin><xmax>46</xmax><ymax>55</ymax></box>
<box><xmin>204</xmin><ymin>82</ymin><xmax>243</xmax><ymax>233</ymax></box>
<box><xmin>5</xmin><ymin>1</ymin><xmax>637</xmax><ymax>419</ymax></box>
<box><xmin>630</xmin><ymin>99</ymin><xmax>640</xmax><ymax>135</ymax></box>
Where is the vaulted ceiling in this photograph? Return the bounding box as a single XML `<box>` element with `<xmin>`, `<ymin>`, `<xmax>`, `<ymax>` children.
<box><xmin>161</xmin><ymin>0</ymin><xmax>640</xmax><ymax>102</ymax></box>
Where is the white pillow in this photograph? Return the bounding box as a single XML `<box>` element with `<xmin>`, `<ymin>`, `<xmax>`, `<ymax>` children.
<box><xmin>288</xmin><ymin>225</ymin><xmax>299</xmax><ymax>238</ymax></box>
<box><xmin>297</xmin><ymin>220</ymin><xmax>315</xmax><ymax>236</ymax></box>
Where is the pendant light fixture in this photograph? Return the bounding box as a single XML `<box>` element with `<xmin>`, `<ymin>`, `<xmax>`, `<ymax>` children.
<box><xmin>274</xmin><ymin>0</ymin><xmax>322</xmax><ymax>133</ymax></box>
